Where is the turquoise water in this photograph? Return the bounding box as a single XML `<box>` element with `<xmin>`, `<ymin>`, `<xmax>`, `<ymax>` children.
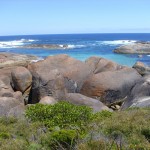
<box><xmin>0</xmin><ymin>33</ymin><xmax>150</xmax><ymax>66</ymax></box>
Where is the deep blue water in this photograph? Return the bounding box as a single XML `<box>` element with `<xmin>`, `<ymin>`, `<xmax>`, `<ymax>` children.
<box><xmin>0</xmin><ymin>33</ymin><xmax>150</xmax><ymax>66</ymax></box>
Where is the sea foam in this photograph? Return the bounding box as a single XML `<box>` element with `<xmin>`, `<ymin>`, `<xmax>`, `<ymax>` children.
<box><xmin>67</xmin><ymin>44</ymin><xmax>86</xmax><ymax>49</ymax></box>
<box><xmin>99</xmin><ymin>40</ymin><xmax>137</xmax><ymax>45</ymax></box>
<box><xmin>0</xmin><ymin>39</ymin><xmax>37</xmax><ymax>48</ymax></box>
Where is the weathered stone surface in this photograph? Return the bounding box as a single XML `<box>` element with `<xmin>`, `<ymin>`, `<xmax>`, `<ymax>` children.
<box><xmin>0</xmin><ymin>97</ymin><xmax>24</xmax><ymax>117</ymax></box>
<box><xmin>11</xmin><ymin>67</ymin><xmax>32</xmax><ymax>93</ymax></box>
<box><xmin>39</xmin><ymin>96</ymin><xmax>57</xmax><ymax>105</ymax></box>
<box><xmin>0</xmin><ymin>75</ymin><xmax>12</xmax><ymax>87</ymax></box>
<box><xmin>28</xmin><ymin>54</ymin><xmax>92</xmax><ymax>103</ymax></box>
<box><xmin>0</xmin><ymin>53</ymin><xmax>37</xmax><ymax>87</ymax></box>
<box><xmin>65</xmin><ymin>93</ymin><xmax>111</xmax><ymax>112</ymax></box>
<box><xmin>85</xmin><ymin>56</ymin><xmax>124</xmax><ymax>74</ymax></box>
<box><xmin>133</xmin><ymin>61</ymin><xmax>150</xmax><ymax>76</ymax></box>
<box><xmin>28</xmin><ymin>54</ymin><xmax>92</xmax><ymax>93</ymax></box>
<box><xmin>7</xmin><ymin>104</ymin><xmax>25</xmax><ymax>118</ymax></box>
<box><xmin>122</xmin><ymin>75</ymin><xmax>150</xmax><ymax>109</ymax></box>
<box><xmin>0</xmin><ymin>88</ymin><xmax>14</xmax><ymax>97</ymax></box>
<box><xmin>0</xmin><ymin>79</ymin><xmax>14</xmax><ymax>98</ymax></box>
<box><xmin>13</xmin><ymin>91</ymin><xmax>24</xmax><ymax>103</ymax></box>
<box><xmin>28</xmin><ymin>69</ymin><xmax>66</xmax><ymax>104</ymax></box>
<box><xmin>0</xmin><ymin>53</ymin><xmax>37</xmax><ymax>69</ymax></box>
<box><xmin>114</xmin><ymin>42</ymin><xmax>150</xmax><ymax>54</ymax></box>
<box><xmin>81</xmin><ymin>68</ymin><xmax>141</xmax><ymax>106</ymax></box>
<box><xmin>0</xmin><ymin>78</ymin><xmax>24</xmax><ymax>104</ymax></box>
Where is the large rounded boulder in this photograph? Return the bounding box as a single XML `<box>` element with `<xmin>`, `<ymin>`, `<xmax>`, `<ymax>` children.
<box><xmin>65</xmin><ymin>93</ymin><xmax>111</xmax><ymax>112</ymax></box>
<box><xmin>81</xmin><ymin>68</ymin><xmax>141</xmax><ymax>106</ymax></box>
<box><xmin>28</xmin><ymin>54</ymin><xmax>93</xmax><ymax>103</ymax></box>
<box><xmin>11</xmin><ymin>67</ymin><xmax>32</xmax><ymax>93</ymax></box>
<box><xmin>28</xmin><ymin>68</ymin><xmax>66</xmax><ymax>104</ymax></box>
<box><xmin>85</xmin><ymin>56</ymin><xmax>124</xmax><ymax>74</ymax></box>
<box><xmin>122</xmin><ymin>75</ymin><xmax>150</xmax><ymax>109</ymax></box>
<box><xmin>28</xmin><ymin>54</ymin><xmax>92</xmax><ymax>93</ymax></box>
<box><xmin>0</xmin><ymin>97</ymin><xmax>25</xmax><ymax>117</ymax></box>
<box><xmin>133</xmin><ymin>61</ymin><xmax>150</xmax><ymax>76</ymax></box>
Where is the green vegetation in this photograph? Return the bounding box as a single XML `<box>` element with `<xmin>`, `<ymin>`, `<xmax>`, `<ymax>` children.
<box><xmin>25</xmin><ymin>101</ymin><xmax>93</xmax><ymax>130</ymax></box>
<box><xmin>0</xmin><ymin>102</ymin><xmax>149</xmax><ymax>150</ymax></box>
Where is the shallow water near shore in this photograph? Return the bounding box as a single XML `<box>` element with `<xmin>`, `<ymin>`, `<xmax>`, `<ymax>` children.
<box><xmin>0</xmin><ymin>33</ymin><xmax>150</xmax><ymax>66</ymax></box>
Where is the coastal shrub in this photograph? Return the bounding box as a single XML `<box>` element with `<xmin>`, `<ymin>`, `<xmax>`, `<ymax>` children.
<box><xmin>25</xmin><ymin>101</ymin><xmax>93</xmax><ymax>130</ymax></box>
<box><xmin>27</xmin><ymin>143</ymin><xmax>42</xmax><ymax>150</ymax></box>
<box><xmin>141</xmin><ymin>128</ymin><xmax>150</xmax><ymax>142</ymax></box>
<box><xmin>0</xmin><ymin>116</ymin><xmax>18</xmax><ymax>125</ymax></box>
<box><xmin>93</xmin><ymin>110</ymin><xmax>113</xmax><ymax>121</ymax></box>
<box><xmin>41</xmin><ymin>129</ymin><xmax>77</xmax><ymax>149</ymax></box>
<box><xmin>80</xmin><ymin>108</ymin><xmax>150</xmax><ymax>149</ymax></box>
<box><xmin>0</xmin><ymin>108</ymin><xmax>150</xmax><ymax>149</ymax></box>
<box><xmin>0</xmin><ymin>132</ymin><xmax>10</xmax><ymax>139</ymax></box>
<box><xmin>25</xmin><ymin>101</ymin><xmax>95</xmax><ymax>148</ymax></box>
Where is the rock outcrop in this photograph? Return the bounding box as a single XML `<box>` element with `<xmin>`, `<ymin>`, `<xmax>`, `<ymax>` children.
<box><xmin>11</xmin><ymin>67</ymin><xmax>32</xmax><ymax>93</ymax></box>
<box><xmin>0</xmin><ymin>53</ymin><xmax>37</xmax><ymax>69</ymax></box>
<box><xmin>28</xmin><ymin>69</ymin><xmax>66</xmax><ymax>104</ymax></box>
<box><xmin>19</xmin><ymin>44</ymin><xmax>69</xmax><ymax>49</ymax></box>
<box><xmin>122</xmin><ymin>75</ymin><xmax>150</xmax><ymax>109</ymax></box>
<box><xmin>81</xmin><ymin>68</ymin><xmax>141</xmax><ymax>106</ymax></box>
<box><xmin>28</xmin><ymin>54</ymin><xmax>92</xmax><ymax>103</ymax></box>
<box><xmin>133</xmin><ymin>61</ymin><xmax>150</xmax><ymax>76</ymax></box>
<box><xmin>85</xmin><ymin>56</ymin><xmax>124</xmax><ymax>74</ymax></box>
<box><xmin>0</xmin><ymin>53</ymin><xmax>38</xmax><ymax>116</ymax></box>
<box><xmin>39</xmin><ymin>96</ymin><xmax>57</xmax><ymax>105</ymax></box>
<box><xmin>1</xmin><ymin>53</ymin><xmax>150</xmax><ymax>116</ymax></box>
<box><xmin>114</xmin><ymin>42</ymin><xmax>150</xmax><ymax>54</ymax></box>
<box><xmin>65</xmin><ymin>93</ymin><xmax>111</xmax><ymax>112</ymax></box>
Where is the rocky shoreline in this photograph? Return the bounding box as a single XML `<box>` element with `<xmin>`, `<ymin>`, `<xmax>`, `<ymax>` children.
<box><xmin>0</xmin><ymin>52</ymin><xmax>150</xmax><ymax>117</ymax></box>
<box><xmin>114</xmin><ymin>41</ymin><xmax>150</xmax><ymax>54</ymax></box>
<box><xmin>19</xmin><ymin>44</ymin><xmax>69</xmax><ymax>49</ymax></box>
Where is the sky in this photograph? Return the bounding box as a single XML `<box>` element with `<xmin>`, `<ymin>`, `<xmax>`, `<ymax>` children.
<box><xmin>0</xmin><ymin>0</ymin><xmax>150</xmax><ymax>35</ymax></box>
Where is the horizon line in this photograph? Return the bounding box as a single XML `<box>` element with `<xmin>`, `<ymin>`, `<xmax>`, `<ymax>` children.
<box><xmin>1</xmin><ymin>32</ymin><xmax>150</xmax><ymax>37</ymax></box>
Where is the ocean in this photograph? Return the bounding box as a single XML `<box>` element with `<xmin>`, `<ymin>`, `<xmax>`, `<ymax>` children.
<box><xmin>0</xmin><ymin>33</ymin><xmax>150</xmax><ymax>66</ymax></box>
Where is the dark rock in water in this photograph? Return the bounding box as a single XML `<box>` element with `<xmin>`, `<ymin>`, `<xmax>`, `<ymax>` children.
<box><xmin>122</xmin><ymin>75</ymin><xmax>150</xmax><ymax>109</ymax></box>
<box><xmin>85</xmin><ymin>56</ymin><xmax>124</xmax><ymax>74</ymax></box>
<box><xmin>80</xmin><ymin>68</ymin><xmax>141</xmax><ymax>106</ymax></box>
<box><xmin>65</xmin><ymin>93</ymin><xmax>111</xmax><ymax>112</ymax></box>
<box><xmin>133</xmin><ymin>61</ymin><xmax>150</xmax><ymax>76</ymax></box>
<box><xmin>114</xmin><ymin>42</ymin><xmax>150</xmax><ymax>54</ymax></box>
<box><xmin>19</xmin><ymin>44</ymin><xmax>69</xmax><ymax>49</ymax></box>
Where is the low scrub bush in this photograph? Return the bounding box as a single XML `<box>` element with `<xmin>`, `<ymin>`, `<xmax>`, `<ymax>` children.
<box><xmin>0</xmin><ymin>132</ymin><xmax>10</xmax><ymax>139</ymax></box>
<box><xmin>0</xmin><ymin>102</ymin><xmax>149</xmax><ymax>149</ymax></box>
<box><xmin>41</xmin><ymin>129</ymin><xmax>77</xmax><ymax>149</ymax></box>
<box><xmin>26</xmin><ymin>101</ymin><xmax>93</xmax><ymax>130</ymax></box>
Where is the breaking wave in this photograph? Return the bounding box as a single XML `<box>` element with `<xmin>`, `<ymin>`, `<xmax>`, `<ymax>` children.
<box><xmin>67</xmin><ymin>44</ymin><xmax>86</xmax><ymax>49</ymax></box>
<box><xmin>0</xmin><ymin>39</ymin><xmax>37</xmax><ymax>48</ymax></box>
<box><xmin>98</xmin><ymin>40</ymin><xmax>137</xmax><ymax>45</ymax></box>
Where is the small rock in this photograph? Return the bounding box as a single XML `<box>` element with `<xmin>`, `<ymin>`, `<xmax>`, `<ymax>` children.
<box><xmin>39</xmin><ymin>96</ymin><xmax>57</xmax><ymax>105</ymax></box>
<box><xmin>133</xmin><ymin>61</ymin><xmax>150</xmax><ymax>75</ymax></box>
